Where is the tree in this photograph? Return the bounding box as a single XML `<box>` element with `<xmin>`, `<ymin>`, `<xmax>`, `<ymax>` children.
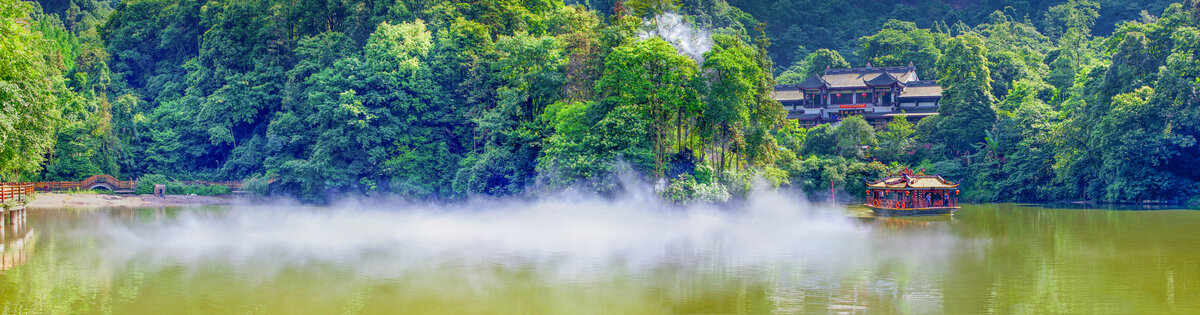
<box><xmin>935</xmin><ymin>34</ymin><xmax>996</xmax><ymax>154</ymax></box>
<box><xmin>703</xmin><ymin>33</ymin><xmax>778</xmax><ymax>171</ymax></box>
<box><xmin>802</xmin><ymin>123</ymin><xmax>836</xmax><ymax>156</ymax></box>
<box><xmin>596</xmin><ymin>37</ymin><xmax>699</xmax><ymax>177</ymax></box>
<box><xmin>1041</xmin><ymin>0</ymin><xmax>1099</xmax><ymax>40</ymax></box>
<box><xmin>965</xmin><ymin>79</ymin><xmax>1061</xmax><ymax>202</ymax></box>
<box><xmin>835</xmin><ymin>116</ymin><xmax>877</xmax><ymax>159</ymax></box>
<box><xmin>777</xmin><ymin>48</ymin><xmax>849</xmax><ymax>84</ymax></box>
<box><xmin>624</xmin><ymin>0</ymin><xmax>680</xmax><ymax>18</ymax></box>
<box><xmin>1046</xmin><ymin>49</ymin><xmax>1078</xmax><ymax>92</ymax></box>
<box><xmin>858</xmin><ymin>20</ymin><xmax>946</xmax><ymax>78</ymax></box>
<box><xmin>1101</xmin><ymin>30</ymin><xmax>1159</xmax><ymax>99</ymax></box>
<box><xmin>746</xmin><ymin>23</ymin><xmax>787</xmax><ymax>167</ymax></box>
<box><xmin>365</xmin><ymin>20</ymin><xmax>434</xmax><ymax>73</ymax></box>
<box><xmin>456</xmin><ymin>32</ymin><xmax>568</xmax><ymax>196</ymax></box>
<box><xmin>875</xmin><ymin>114</ymin><xmax>914</xmax><ymax>162</ymax></box>
<box><xmin>1089</xmin><ymin>26</ymin><xmax>1200</xmax><ymax>202</ymax></box>
<box><xmin>775</xmin><ymin>119</ymin><xmax>806</xmax><ymax>152</ymax></box>
<box><xmin>0</xmin><ymin>0</ymin><xmax>65</xmax><ymax>180</ymax></box>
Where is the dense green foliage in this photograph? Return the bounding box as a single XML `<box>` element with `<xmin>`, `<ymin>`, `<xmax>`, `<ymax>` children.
<box><xmin>1</xmin><ymin>0</ymin><xmax>62</xmax><ymax>181</ymax></box>
<box><xmin>10</xmin><ymin>0</ymin><xmax>789</xmax><ymax>202</ymax></box>
<box><xmin>5</xmin><ymin>0</ymin><xmax>1199</xmax><ymax>204</ymax></box>
<box><xmin>726</xmin><ymin>0</ymin><xmax>1175</xmax><ymax>71</ymax></box>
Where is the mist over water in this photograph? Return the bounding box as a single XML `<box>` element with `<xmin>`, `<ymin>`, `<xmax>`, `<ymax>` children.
<box><xmin>60</xmin><ymin>185</ymin><xmax>968</xmax><ymax>286</ymax></box>
<box><xmin>15</xmin><ymin>193</ymin><xmax>1200</xmax><ymax>314</ymax></box>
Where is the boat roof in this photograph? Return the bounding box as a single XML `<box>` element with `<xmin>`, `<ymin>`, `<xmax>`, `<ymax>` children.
<box><xmin>867</xmin><ymin>168</ymin><xmax>959</xmax><ymax>189</ymax></box>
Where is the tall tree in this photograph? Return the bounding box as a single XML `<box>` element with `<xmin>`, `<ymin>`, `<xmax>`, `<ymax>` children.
<box><xmin>875</xmin><ymin>114</ymin><xmax>914</xmax><ymax>162</ymax></box>
<box><xmin>0</xmin><ymin>0</ymin><xmax>65</xmax><ymax>180</ymax></box>
<box><xmin>935</xmin><ymin>34</ymin><xmax>996</xmax><ymax>154</ymax></box>
<box><xmin>596</xmin><ymin>37</ymin><xmax>699</xmax><ymax>176</ymax></box>
<box><xmin>858</xmin><ymin>19</ymin><xmax>946</xmax><ymax>78</ymax></box>
<box><xmin>777</xmin><ymin>48</ymin><xmax>849</xmax><ymax>84</ymax></box>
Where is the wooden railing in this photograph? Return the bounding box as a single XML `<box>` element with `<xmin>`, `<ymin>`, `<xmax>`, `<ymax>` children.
<box><xmin>179</xmin><ymin>181</ymin><xmax>243</xmax><ymax>190</ymax></box>
<box><xmin>866</xmin><ymin>195</ymin><xmax>958</xmax><ymax>209</ymax></box>
<box><xmin>28</xmin><ymin>174</ymin><xmax>136</xmax><ymax>192</ymax></box>
<box><xmin>0</xmin><ymin>184</ymin><xmax>35</xmax><ymax>204</ymax></box>
<box><xmin>23</xmin><ymin>175</ymin><xmax>243</xmax><ymax>192</ymax></box>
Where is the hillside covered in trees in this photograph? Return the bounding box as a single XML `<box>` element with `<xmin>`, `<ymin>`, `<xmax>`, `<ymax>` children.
<box><xmin>3</xmin><ymin>0</ymin><xmax>1199</xmax><ymax>204</ymax></box>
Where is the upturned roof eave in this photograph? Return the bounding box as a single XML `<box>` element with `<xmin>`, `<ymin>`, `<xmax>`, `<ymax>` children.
<box><xmin>796</xmin><ymin>75</ymin><xmax>829</xmax><ymax>89</ymax></box>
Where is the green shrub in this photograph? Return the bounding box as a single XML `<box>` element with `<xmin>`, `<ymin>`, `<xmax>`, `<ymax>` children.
<box><xmin>693</xmin><ymin>164</ymin><xmax>713</xmax><ymax>184</ymax></box>
<box><xmin>134</xmin><ymin>174</ymin><xmax>231</xmax><ymax>196</ymax></box>
<box><xmin>134</xmin><ymin>174</ymin><xmax>169</xmax><ymax>194</ymax></box>
<box><xmin>661</xmin><ymin>174</ymin><xmax>732</xmax><ymax>204</ymax></box>
<box><xmin>721</xmin><ymin>170</ymin><xmax>755</xmax><ymax>198</ymax></box>
<box><xmin>164</xmin><ymin>182</ymin><xmax>231</xmax><ymax>196</ymax></box>
<box><xmin>243</xmin><ymin>176</ymin><xmax>271</xmax><ymax>195</ymax></box>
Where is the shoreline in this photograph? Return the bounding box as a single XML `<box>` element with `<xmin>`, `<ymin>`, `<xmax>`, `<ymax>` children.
<box><xmin>25</xmin><ymin>193</ymin><xmax>239</xmax><ymax>209</ymax></box>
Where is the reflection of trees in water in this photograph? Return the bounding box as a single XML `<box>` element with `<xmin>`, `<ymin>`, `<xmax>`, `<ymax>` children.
<box><xmin>943</xmin><ymin>204</ymin><xmax>1200</xmax><ymax>314</ymax></box>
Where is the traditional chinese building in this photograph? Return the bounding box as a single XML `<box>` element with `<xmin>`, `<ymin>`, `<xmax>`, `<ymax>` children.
<box><xmin>773</xmin><ymin>63</ymin><xmax>943</xmax><ymax>128</ymax></box>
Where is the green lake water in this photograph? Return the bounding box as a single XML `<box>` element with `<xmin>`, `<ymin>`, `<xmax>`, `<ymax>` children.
<box><xmin>2</xmin><ymin>200</ymin><xmax>1198</xmax><ymax>314</ymax></box>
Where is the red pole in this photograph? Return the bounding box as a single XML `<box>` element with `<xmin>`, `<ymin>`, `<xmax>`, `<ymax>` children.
<box><xmin>830</xmin><ymin>179</ymin><xmax>835</xmax><ymax>203</ymax></box>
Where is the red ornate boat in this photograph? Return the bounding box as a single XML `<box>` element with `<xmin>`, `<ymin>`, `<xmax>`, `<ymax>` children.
<box><xmin>864</xmin><ymin>168</ymin><xmax>960</xmax><ymax>216</ymax></box>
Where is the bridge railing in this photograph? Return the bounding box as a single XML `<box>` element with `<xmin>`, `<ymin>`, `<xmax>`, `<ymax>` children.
<box><xmin>23</xmin><ymin>175</ymin><xmax>243</xmax><ymax>193</ymax></box>
<box><xmin>30</xmin><ymin>174</ymin><xmax>137</xmax><ymax>192</ymax></box>
<box><xmin>180</xmin><ymin>181</ymin><xmax>243</xmax><ymax>190</ymax></box>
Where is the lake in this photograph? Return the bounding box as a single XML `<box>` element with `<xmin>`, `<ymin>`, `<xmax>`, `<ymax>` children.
<box><xmin>2</xmin><ymin>195</ymin><xmax>1199</xmax><ymax>314</ymax></box>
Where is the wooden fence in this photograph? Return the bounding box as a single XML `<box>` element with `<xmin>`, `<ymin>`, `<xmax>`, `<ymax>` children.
<box><xmin>28</xmin><ymin>174</ymin><xmax>136</xmax><ymax>192</ymax></box>
<box><xmin>8</xmin><ymin>175</ymin><xmax>246</xmax><ymax>195</ymax></box>
<box><xmin>0</xmin><ymin>184</ymin><xmax>34</xmax><ymax>204</ymax></box>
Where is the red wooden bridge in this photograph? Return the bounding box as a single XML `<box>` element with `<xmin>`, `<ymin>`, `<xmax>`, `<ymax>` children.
<box><xmin>1</xmin><ymin>175</ymin><xmax>242</xmax><ymax>229</ymax></box>
<box><xmin>22</xmin><ymin>175</ymin><xmax>243</xmax><ymax>193</ymax></box>
<box><xmin>28</xmin><ymin>174</ymin><xmax>136</xmax><ymax>192</ymax></box>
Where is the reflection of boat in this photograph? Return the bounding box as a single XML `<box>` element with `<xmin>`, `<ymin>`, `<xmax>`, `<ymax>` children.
<box><xmin>864</xmin><ymin>168</ymin><xmax>960</xmax><ymax>216</ymax></box>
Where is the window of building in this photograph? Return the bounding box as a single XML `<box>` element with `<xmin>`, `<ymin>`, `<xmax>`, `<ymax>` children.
<box><xmin>831</xmin><ymin>93</ymin><xmax>854</xmax><ymax>104</ymax></box>
<box><xmin>804</xmin><ymin>98</ymin><xmax>822</xmax><ymax>108</ymax></box>
<box><xmin>859</xmin><ymin>92</ymin><xmax>873</xmax><ymax>104</ymax></box>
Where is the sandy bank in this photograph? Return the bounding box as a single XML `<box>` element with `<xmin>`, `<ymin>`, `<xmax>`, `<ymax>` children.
<box><xmin>25</xmin><ymin>193</ymin><xmax>238</xmax><ymax>209</ymax></box>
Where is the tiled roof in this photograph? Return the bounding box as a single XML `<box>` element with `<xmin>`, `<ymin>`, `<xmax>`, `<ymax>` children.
<box><xmin>772</xmin><ymin>85</ymin><xmax>804</xmax><ymax>101</ymax></box>
<box><xmin>865</xmin><ymin>72</ymin><xmax>900</xmax><ymax>86</ymax></box>
<box><xmin>899</xmin><ymin>81</ymin><xmax>942</xmax><ymax>98</ymax></box>
<box><xmin>786</xmin><ymin>112</ymin><xmax>821</xmax><ymax>120</ymax></box>
<box><xmin>867</xmin><ymin>168</ymin><xmax>959</xmax><ymax>189</ymax></box>
<box><xmin>821</xmin><ymin>66</ymin><xmax>917</xmax><ymax>88</ymax></box>
<box><xmin>796</xmin><ymin>75</ymin><xmax>827</xmax><ymax>89</ymax></box>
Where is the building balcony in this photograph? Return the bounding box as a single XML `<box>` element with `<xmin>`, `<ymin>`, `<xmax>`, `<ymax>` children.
<box><xmin>824</xmin><ymin>102</ymin><xmax>899</xmax><ymax>109</ymax></box>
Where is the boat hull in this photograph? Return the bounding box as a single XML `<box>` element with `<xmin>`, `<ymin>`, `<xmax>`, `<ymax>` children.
<box><xmin>866</xmin><ymin>206</ymin><xmax>958</xmax><ymax>216</ymax></box>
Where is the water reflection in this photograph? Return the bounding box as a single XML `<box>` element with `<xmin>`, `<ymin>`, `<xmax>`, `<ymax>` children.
<box><xmin>1</xmin><ymin>201</ymin><xmax>1199</xmax><ymax>314</ymax></box>
<box><xmin>1</xmin><ymin>216</ymin><xmax>34</xmax><ymax>272</ymax></box>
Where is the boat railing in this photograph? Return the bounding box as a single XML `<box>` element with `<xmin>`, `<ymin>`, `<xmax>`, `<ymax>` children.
<box><xmin>866</xmin><ymin>195</ymin><xmax>958</xmax><ymax>209</ymax></box>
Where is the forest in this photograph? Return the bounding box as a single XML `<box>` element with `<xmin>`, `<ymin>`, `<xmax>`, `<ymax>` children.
<box><xmin>2</xmin><ymin>0</ymin><xmax>1198</xmax><ymax>204</ymax></box>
